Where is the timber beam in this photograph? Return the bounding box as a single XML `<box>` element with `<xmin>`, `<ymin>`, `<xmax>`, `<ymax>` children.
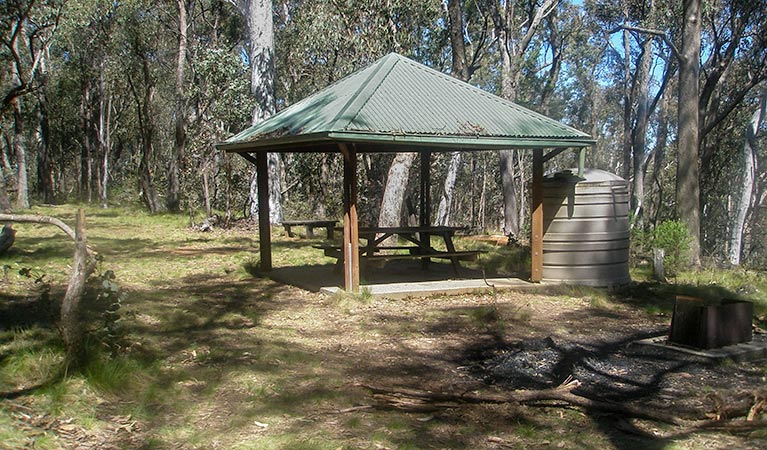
<box><xmin>340</xmin><ymin>143</ymin><xmax>360</xmax><ymax>292</ymax></box>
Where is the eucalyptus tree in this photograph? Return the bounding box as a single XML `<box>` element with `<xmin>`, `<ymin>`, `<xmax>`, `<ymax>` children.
<box><xmin>167</xmin><ymin>0</ymin><xmax>190</xmax><ymax>213</ymax></box>
<box><xmin>591</xmin><ymin>0</ymin><xmax>677</xmax><ymax>228</ymax></box>
<box><xmin>728</xmin><ymin>87</ymin><xmax>766</xmax><ymax>265</ymax></box>
<box><xmin>228</xmin><ymin>0</ymin><xmax>283</xmax><ymax>223</ymax></box>
<box><xmin>0</xmin><ymin>0</ymin><xmax>61</xmax><ymax>209</ymax></box>
<box><xmin>53</xmin><ymin>0</ymin><xmax>122</xmax><ymax>205</ymax></box>
<box><xmin>435</xmin><ymin>0</ymin><xmax>493</xmax><ymax>227</ymax></box>
<box><xmin>485</xmin><ymin>0</ymin><xmax>558</xmax><ymax>239</ymax></box>
<box><xmin>696</xmin><ymin>0</ymin><xmax>767</xmax><ymax>262</ymax></box>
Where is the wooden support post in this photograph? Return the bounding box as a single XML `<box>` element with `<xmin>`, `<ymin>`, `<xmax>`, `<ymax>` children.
<box><xmin>340</xmin><ymin>144</ymin><xmax>359</xmax><ymax>292</ymax></box>
<box><xmin>256</xmin><ymin>151</ymin><xmax>272</xmax><ymax>271</ymax></box>
<box><xmin>531</xmin><ymin>148</ymin><xmax>544</xmax><ymax>282</ymax></box>
<box><xmin>419</xmin><ymin>151</ymin><xmax>431</xmax><ymax>269</ymax></box>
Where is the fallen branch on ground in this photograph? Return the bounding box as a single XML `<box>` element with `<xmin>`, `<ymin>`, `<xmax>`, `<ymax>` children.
<box><xmin>355</xmin><ymin>377</ymin><xmax>695</xmax><ymax>426</ymax></box>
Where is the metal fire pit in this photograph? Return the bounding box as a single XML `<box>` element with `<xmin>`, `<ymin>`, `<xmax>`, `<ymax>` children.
<box><xmin>669</xmin><ymin>296</ymin><xmax>753</xmax><ymax>350</ymax></box>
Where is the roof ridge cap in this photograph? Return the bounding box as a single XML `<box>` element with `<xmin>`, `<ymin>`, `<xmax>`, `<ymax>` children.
<box><xmin>329</xmin><ymin>53</ymin><xmax>400</xmax><ymax>131</ymax></box>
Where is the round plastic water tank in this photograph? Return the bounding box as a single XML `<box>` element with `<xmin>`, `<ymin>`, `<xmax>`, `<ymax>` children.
<box><xmin>542</xmin><ymin>168</ymin><xmax>630</xmax><ymax>287</ymax></box>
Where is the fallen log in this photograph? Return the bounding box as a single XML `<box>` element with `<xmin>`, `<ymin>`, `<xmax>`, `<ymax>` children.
<box><xmin>355</xmin><ymin>377</ymin><xmax>690</xmax><ymax>426</ymax></box>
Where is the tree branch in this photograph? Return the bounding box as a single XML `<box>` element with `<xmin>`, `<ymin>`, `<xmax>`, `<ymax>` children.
<box><xmin>609</xmin><ymin>24</ymin><xmax>680</xmax><ymax>62</ymax></box>
<box><xmin>355</xmin><ymin>377</ymin><xmax>694</xmax><ymax>426</ymax></box>
<box><xmin>0</xmin><ymin>213</ymin><xmax>75</xmax><ymax>240</ymax></box>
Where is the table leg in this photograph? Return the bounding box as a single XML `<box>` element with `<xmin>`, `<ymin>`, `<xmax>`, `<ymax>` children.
<box><xmin>419</xmin><ymin>232</ymin><xmax>431</xmax><ymax>270</ymax></box>
<box><xmin>285</xmin><ymin>225</ymin><xmax>294</xmax><ymax>237</ymax></box>
<box><xmin>443</xmin><ymin>233</ymin><xmax>460</xmax><ymax>276</ymax></box>
<box><xmin>326</xmin><ymin>225</ymin><xmax>334</xmax><ymax>240</ymax></box>
<box><xmin>306</xmin><ymin>225</ymin><xmax>315</xmax><ymax>238</ymax></box>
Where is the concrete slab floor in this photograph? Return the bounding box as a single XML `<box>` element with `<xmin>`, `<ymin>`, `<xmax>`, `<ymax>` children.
<box><xmin>263</xmin><ymin>259</ymin><xmax>533</xmax><ymax>298</ymax></box>
<box><xmin>634</xmin><ymin>333</ymin><xmax>767</xmax><ymax>363</ymax></box>
<box><xmin>320</xmin><ymin>277</ymin><xmax>534</xmax><ymax>299</ymax></box>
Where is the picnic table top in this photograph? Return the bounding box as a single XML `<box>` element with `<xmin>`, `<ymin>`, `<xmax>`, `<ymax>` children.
<box><xmin>358</xmin><ymin>226</ymin><xmax>466</xmax><ymax>234</ymax></box>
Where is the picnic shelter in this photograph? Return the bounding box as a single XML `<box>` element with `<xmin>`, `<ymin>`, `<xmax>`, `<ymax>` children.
<box><xmin>217</xmin><ymin>52</ymin><xmax>595</xmax><ymax>292</ymax></box>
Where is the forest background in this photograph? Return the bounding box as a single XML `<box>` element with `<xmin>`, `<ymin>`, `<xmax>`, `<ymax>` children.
<box><xmin>1</xmin><ymin>0</ymin><xmax>766</xmax><ymax>269</ymax></box>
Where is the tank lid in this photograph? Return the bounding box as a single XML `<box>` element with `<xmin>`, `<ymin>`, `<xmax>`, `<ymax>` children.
<box><xmin>543</xmin><ymin>168</ymin><xmax>626</xmax><ymax>184</ymax></box>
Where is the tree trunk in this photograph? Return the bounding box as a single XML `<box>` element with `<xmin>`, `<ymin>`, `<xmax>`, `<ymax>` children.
<box><xmin>728</xmin><ymin>88</ymin><xmax>766</xmax><ymax>265</ymax></box>
<box><xmin>12</xmin><ymin>97</ymin><xmax>29</xmax><ymax>210</ymax></box>
<box><xmin>378</xmin><ymin>152</ymin><xmax>416</xmax><ymax>228</ymax></box>
<box><xmin>491</xmin><ymin>0</ymin><xmax>556</xmax><ymax>235</ymax></box>
<box><xmin>436</xmin><ymin>152</ymin><xmax>461</xmax><ymax>226</ymax></box>
<box><xmin>499</xmin><ymin>149</ymin><xmax>519</xmax><ymax>237</ymax></box>
<box><xmin>128</xmin><ymin>54</ymin><xmax>161</xmax><ymax>213</ymax></box>
<box><xmin>435</xmin><ymin>0</ymin><xmax>469</xmax><ymax>228</ymax></box>
<box><xmin>0</xmin><ymin>211</ymin><xmax>95</xmax><ymax>370</ymax></box>
<box><xmin>80</xmin><ymin>85</ymin><xmax>93</xmax><ymax>204</ymax></box>
<box><xmin>630</xmin><ymin>37</ymin><xmax>655</xmax><ymax>227</ymax></box>
<box><xmin>36</xmin><ymin>91</ymin><xmax>54</xmax><ymax>204</ymax></box>
<box><xmin>99</xmin><ymin>91</ymin><xmax>111</xmax><ymax>209</ymax></box>
<box><xmin>267</xmin><ymin>152</ymin><xmax>283</xmax><ymax>223</ymax></box>
<box><xmin>239</xmin><ymin>0</ymin><xmax>282</xmax><ymax>224</ymax></box>
<box><xmin>1</xmin><ymin>131</ymin><xmax>14</xmax><ymax>184</ymax></box>
<box><xmin>479</xmin><ymin>155</ymin><xmax>487</xmax><ymax>230</ymax></box>
<box><xmin>447</xmin><ymin>0</ymin><xmax>467</xmax><ymax>80</ymax></box>
<box><xmin>0</xmin><ymin>166</ymin><xmax>11</xmax><ymax>212</ymax></box>
<box><xmin>202</xmin><ymin>167</ymin><xmax>212</xmax><ymax>217</ymax></box>
<box><xmin>498</xmin><ymin>35</ymin><xmax>521</xmax><ymax>236</ymax></box>
<box><xmin>676</xmin><ymin>0</ymin><xmax>702</xmax><ymax>266</ymax></box>
<box><xmin>539</xmin><ymin>9</ymin><xmax>562</xmax><ymax>116</ymax></box>
<box><xmin>621</xmin><ymin>28</ymin><xmax>632</xmax><ymax>181</ymax></box>
<box><xmin>651</xmin><ymin>93</ymin><xmax>672</xmax><ymax>226</ymax></box>
<box><xmin>168</xmin><ymin>0</ymin><xmax>188</xmax><ymax>213</ymax></box>
<box><xmin>60</xmin><ymin>209</ymin><xmax>94</xmax><ymax>369</ymax></box>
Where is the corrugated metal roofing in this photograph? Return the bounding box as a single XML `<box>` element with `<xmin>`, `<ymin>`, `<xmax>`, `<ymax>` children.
<box><xmin>219</xmin><ymin>53</ymin><xmax>594</xmax><ymax>152</ymax></box>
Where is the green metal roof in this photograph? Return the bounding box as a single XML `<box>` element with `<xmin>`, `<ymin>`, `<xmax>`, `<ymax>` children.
<box><xmin>218</xmin><ymin>53</ymin><xmax>594</xmax><ymax>153</ymax></box>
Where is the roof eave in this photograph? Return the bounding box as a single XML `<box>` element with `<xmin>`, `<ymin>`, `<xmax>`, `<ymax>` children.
<box><xmin>216</xmin><ymin>132</ymin><xmax>335</xmax><ymax>152</ymax></box>
<box><xmin>328</xmin><ymin>131</ymin><xmax>596</xmax><ymax>150</ymax></box>
<box><xmin>216</xmin><ymin>130</ymin><xmax>596</xmax><ymax>154</ymax></box>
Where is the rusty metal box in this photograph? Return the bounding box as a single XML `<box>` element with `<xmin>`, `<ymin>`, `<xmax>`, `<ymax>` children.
<box><xmin>669</xmin><ymin>296</ymin><xmax>753</xmax><ymax>349</ymax></box>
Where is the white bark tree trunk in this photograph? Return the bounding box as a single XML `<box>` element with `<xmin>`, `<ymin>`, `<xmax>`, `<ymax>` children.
<box><xmin>238</xmin><ymin>0</ymin><xmax>283</xmax><ymax>223</ymax></box>
<box><xmin>378</xmin><ymin>153</ymin><xmax>416</xmax><ymax>228</ymax></box>
<box><xmin>728</xmin><ymin>88</ymin><xmax>766</xmax><ymax>265</ymax></box>
<box><xmin>436</xmin><ymin>152</ymin><xmax>461</xmax><ymax>226</ymax></box>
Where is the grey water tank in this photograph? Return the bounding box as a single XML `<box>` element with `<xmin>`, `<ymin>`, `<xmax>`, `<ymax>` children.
<box><xmin>542</xmin><ymin>168</ymin><xmax>630</xmax><ymax>287</ymax></box>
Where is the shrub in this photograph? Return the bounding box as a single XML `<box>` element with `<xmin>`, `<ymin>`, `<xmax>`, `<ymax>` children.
<box><xmin>630</xmin><ymin>227</ymin><xmax>653</xmax><ymax>267</ymax></box>
<box><xmin>652</xmin><ymin>220</ymin><xmax>692</xmax><ymax>276</ymax></box>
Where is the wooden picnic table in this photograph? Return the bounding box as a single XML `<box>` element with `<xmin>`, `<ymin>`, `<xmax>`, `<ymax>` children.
<box><xmin>281</xmin><ymin>219</ymin><xmax>337</xmax><ymax>239</ymax></box>
<box><xmin>316</xmin><ymin>225</ymin><xmax>483</xmax><ymax>275</ymax></box>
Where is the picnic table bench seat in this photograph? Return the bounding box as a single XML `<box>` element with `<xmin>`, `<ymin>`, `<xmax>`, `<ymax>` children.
<box><xmin>281</xmin><ymin>219</ymin><xmax>337</xmax><ymax>239</ymax></box>
<box><xmin>313</xmin><ymin>244</ymin><xmax>484</xmax><ymax>275</ymax></box>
